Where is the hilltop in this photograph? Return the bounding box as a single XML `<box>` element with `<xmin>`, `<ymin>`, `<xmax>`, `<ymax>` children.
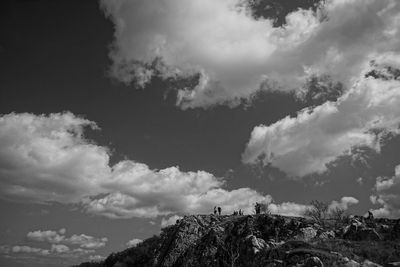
<box><xmin>74</xmin><ymin>214</ymin><xmax>400</xmax><ymax>267</ymax></box>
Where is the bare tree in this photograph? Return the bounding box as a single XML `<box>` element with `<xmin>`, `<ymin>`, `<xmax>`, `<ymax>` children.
<box><xmin>221</xmin><ymin>240</ymin><xmax>240</xmax><ymax>267</ymax></box>
<box><xmin>330</xmin><ymin>207</ymin><xmax>345</xmax><ymax>220</ymax></box>
<box><xmin>304</xmin><ymin>200</ymin><xmax>329</xmax><ymax>226</ymax></box>
<box><xmin>254</xmin><ymin>202</ymin><xmax>270</xmax><ymax>215</ymax></box>
<box><xmin>229</xmin><ymin>244</ymin><xmax>240</xmax><ymax>267</ymax></box>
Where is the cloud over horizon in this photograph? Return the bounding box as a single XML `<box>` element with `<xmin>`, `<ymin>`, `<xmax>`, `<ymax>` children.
<box><xmin>27</xmin><ymin>228</ymin><xmax>108</xmax><ymax>249</ymax></box>
<box><xmin>0</xmin><ymin>228</ymin><xmax>107</xmax><ymax>264</ymax></box>
<box><xmin>101</xmin><ymin>0</ymin><xmax>400</xmax><ymax>109</ymax></box>
<box><xmin>126</xmin><ymin>238</ymin><xmax>143</xmax><ymax>247</ymax></box>
<box><xmin>0</xmin><ymin>112</ymin><xmax>361</xmax><ymax>219</ymax></box>
<box><xmin>371</xmin><ymin>164</ymin><xmax>400</xmax><ymax>218</ymax></box>
<box><xmin>0</xmin><ymin>112</ymin><xmax>273</xmax><ymax>218</ymax></box>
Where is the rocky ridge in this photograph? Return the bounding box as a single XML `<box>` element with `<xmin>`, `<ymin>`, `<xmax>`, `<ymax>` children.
<box><xmin>75</xmin><ymin>214</ymin><xmax>400</xmax><ymax>267</ymax></box>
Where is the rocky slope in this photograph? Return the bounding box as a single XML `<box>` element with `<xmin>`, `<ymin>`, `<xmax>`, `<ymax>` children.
<box><xmin>75</xmin><ymin>214</ymin><xmax>400</xmax><ymax>267</ymax></box>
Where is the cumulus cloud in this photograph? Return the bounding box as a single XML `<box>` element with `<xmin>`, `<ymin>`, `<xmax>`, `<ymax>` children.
<box><xmin>0</xmin><ymin>112</ymin><xmax>358</xmax><ymax>219</ymax></box>
<box><xmin>1</xmin><ymin>229</ymin><xmax>105</xmax><ymax>264</ymax></box>
<box><xmin>50</xmin><ymin>244</ymin><xmax>70</xmax><ymax>254</ymax></box>
<box><xmin>27</xmin><ymin>229</ymin><xmax>65</xmax><ymax>244</ymax></box>
<box><xmin>126</xmin><ymin>238</ymin><xmax>142</xmax><ymax>247</ymax></box>
<box><xmin>268</xmin><ymin>202</ymin><xmax>311</xmax><ymax>217</ymax></box>
<box><xmin>101</xmin><ymin>0</ymin><xmax>400</xmax><ymax>108</ymax></box>
<box><xmin>11</xmin><ymin>245</ymin><xmax>50</xmax><ymax>256</ymax></box>
<box><xmin>268</xmin><ymin>197</ymin><xmax>358</xmax><ymax>217</ymax></box>
<box><xmin>27</xmin><ymin>229</ymin><xmax>107</xmax><ymax>249</ymax></box>
<box><xmin>328</xmin><ymin>196</ymin><xmax>359</xmax><ymax>212</ymax></box>
<box><xmin>66</xmin><ymin>235</ymin><xmax>108</xmax><ymax>249</ymax></box>
<box><xmin>84</xmin><ymin>187</ymin><xmax>273</xmax><ymax>219</ymax></box>
<box><xmin>183</xmin><ymin>188</ymin><xmax>272</xmax><ymax>215</ymax></box>
<box><xmin>83</xmin><ymin>161</ymin><xmax>225</xmax><ymax>218</ymax></box>
<box><xmin>161</xmin><ymin>215</ymin><xmax>182</xmax><ymax>228</ymax></box>
<box><xmin>0</xmin><ymin>244</ymin><xmax>99</xmax><ymax>266</ymax></box>
<box><xmin>10</xmin><ymin>245</ymin><xmax>94</xmax><ymax>258</ymax></box>
<box><xmin>0</xmin><ymin>112</ymin><xmax>109</xmax><ymax>203</ymax></box>
<box><xmin>371</xmin><ymin>165</ymin><xmax>400</xmax><ymax>218</ymax></box>
<box><xmin>0</xmin><ymin>112</ymin><xmax>272</xmax><ymax>218</ymax></box>
<box><xmin>243</xmin><ymin>53</ymin><xmax>400</xmax><ymax>177</ymax></box>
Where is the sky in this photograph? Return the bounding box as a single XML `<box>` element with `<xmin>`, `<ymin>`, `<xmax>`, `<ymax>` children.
<box><xmin>1</xmin><ymin>0</ymin><xmax>400</xmax><ymax>266</ymax></box>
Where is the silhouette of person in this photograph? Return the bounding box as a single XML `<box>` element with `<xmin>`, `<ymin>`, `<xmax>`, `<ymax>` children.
<box><xmin>239</xmin><ymin>209</ymin><xmax>242</xmax><ymax>215</ymax></box>
<box><xmin>214</xmin><ymin>206</ymin><xmax>217</xmax><ymax>215</ymax></box>
<box><xmin>255</xmin><ymin>202</ymin><xmax>260</xmax><ymax>214</ymax></box>
<box><xmin>368</xmin><ymin>210</ymin><xmax>374</xmax><ymax>219</ymax></box>
<box><xmin>218</xmin><ymin>206</ymin><xmax>221</xmax><ymax>215</ymax></box>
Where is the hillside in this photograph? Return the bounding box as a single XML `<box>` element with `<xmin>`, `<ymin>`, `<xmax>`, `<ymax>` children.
<box><xmin>74</xmin><ymin>213</ymin><xmax>400</xmax><ymax>267</ymax></box>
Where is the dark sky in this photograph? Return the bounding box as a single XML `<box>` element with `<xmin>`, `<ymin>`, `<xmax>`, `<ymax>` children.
<box><xmin>1</xmin><ymin>0</ymin><xmax>400</xmax><ymax>266</ymax></box>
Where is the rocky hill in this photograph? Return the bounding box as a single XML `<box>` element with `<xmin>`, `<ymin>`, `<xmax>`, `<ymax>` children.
<box><xmin>74</xmin><ymin>214</ymin><xmax>400</xmax><ymax>267</ymax></box>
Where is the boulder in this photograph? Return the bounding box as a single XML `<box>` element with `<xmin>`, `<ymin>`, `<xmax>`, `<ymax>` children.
<box><xmin>330</xmin><ymin>253</ymin><xmax>360</xmax><ymax>267</ymax></box>
<box><xmin>304</xmin><ymin>256</ymin><xmax>324</xmax><ymax>267</ymax></box>
<box><xmin>297</xmin><ymin>227</ymin><xmax>318</xmax><ymax>241</ymax></box>
<box><xmin>361</xmin><ymin>260</ymin><xmax>382</xmax><ymax>267</ymax></box>
<box><xmin>319</xmin><ymin>230</ymin><xmax>335</xmax><ymax>239</ymax></box>
<box><xmin>244</xmin><ymin>234</ymin><xmax>267</xmax><ymax>254</ymax></box>
<box><xmin>343</xmin><ymin>224</ymin><xmax>382</xmax><ymax>241</ymax></box>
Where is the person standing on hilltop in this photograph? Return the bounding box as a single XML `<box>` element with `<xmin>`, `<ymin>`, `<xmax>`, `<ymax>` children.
<box><xmin>255</xmin><ymin>202</ymin><xmax>261</xmax><ymax>214</ymax></box>
<box><xmin>218</xmin><ymin>206</ymin><xmax>221</xmax><ymax>215</ymax></box>
<box><xmin>214</xmin><ymin>206</ymin><xmax>217</xmax><ymax>215</ymax></box>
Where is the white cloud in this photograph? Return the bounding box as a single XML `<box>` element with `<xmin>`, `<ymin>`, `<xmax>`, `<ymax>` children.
<box><xmin>11</xmin><ymin>245</ymin><xmax>50</xmax><ymax>256</ymax></box>
<box><xmin>371</xmin><ymin>165</ymin><xmax>400</xmax><ymax>218</ymax></box>
<box><xmin>0</xmin><ymin>112</ymin><xmax>273</xmax><ymax>219</ymax></box>
<box><xmin>161</xmin><ymin>215</ymin><xmax>182</xmax><ymax>228</ymax></box>
<box><xmin>1</xmin><ymin>112</ymin><xmax>361</xmax><ymax>220</ymax></box>
<box><xmin>101</xmin><ymin>0</ymin><xmax>400</xmax><ymax>108</ymax></box>
<box><xmin>0</xmin><ymin>245</ymin><xmax>10</xmax><ymax>254</ymax></box>
<box><xmin>268</xmin><ymin>202</ymin><xmax>311</xmax><ymax>217</ymax></box>
<box><xmin>126</xmin><ymin>238</ymin><xmax>142</xmax><ymax>247</ymax></box>
<box><xmin>27</xmin><ymin>229</ymin><xmax>107</xmax><ymax>249</ymax></box>
<box><xmin>328</xmin><ymin>196</ymin><xmax>359</xmax><ymax>212</ymax></box>
<box><xmin>267</xmin><ymin>196</ymin><xmax>358</xmax><ymax>217</ymax></box>
<box><xmin>242</xmin><ymin>53</ymin><xmax>400</xmax><ymax>177</ymax></box>
<box><xmin>0</xmin><ymin>112</ymin><xmax>109</xmax><ymax>203</ymax></box>
<box><xmin>27</xmin><ymin>229</ymin><xmax>65</xmax><ymax>244</ymax></box>
<box><xmin>84</xmin><ymin>187</ymin><xmax>273</xmax><ymax>219</ymax></box>
<box><xmin>7</xmin><ymin>244</ymin><xmax>94</xmax><ymax>258</ymax></box>
<box><xmin>50</xmin><ymin>244</ymin><xmax>70</xmax><ymax>254</ymax></box>
<box><xmin>183</xmin><ymin>188</ymin><xmax>272</xmax><ymax>215</ymax></box>
<box><xmin>0</xmin><ymin>244</ymin><xmax>99</xmax><ymax>264</ymax></box>
<box><xmin>65</xmin><ymin>235</ymin><xmax>108</xmax><ymax>249</ymax></box>
<box><xmin>83</xmin><ymin>161</ymin><xmax>224</xmax><ymax>218</ymax></box>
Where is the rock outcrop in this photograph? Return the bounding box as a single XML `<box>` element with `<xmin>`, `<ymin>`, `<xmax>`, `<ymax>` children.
<box><xmin>74</xmin><ymin>214</ymin><xmax>400</xmax><ymax>267</ymax></box>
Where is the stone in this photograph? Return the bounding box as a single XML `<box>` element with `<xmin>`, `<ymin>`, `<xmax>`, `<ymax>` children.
<box><xmin>245</xmin><ymin>234</ymin><xmax>267</xmax><ymax>254</ymax></box>
<box><xmin>362</xmin><ymin>259</ymin><xmax>383</xmax><ymax>267</ymax></box>
<box><xmin>74</xmin><ymin>214</ymin><xmax>400</xmax><ymax>267</ymax></box>
<box><xmin>319</xmin><ymin>230</ymin><xmax>335</xmax><ymax>239</ymax></box>
<box><xmin>343</xmin><ymin>224</ymin><xmax>382</xmax><ymax>241</ymax></box>
<box><xmin>304</xmin><ymin>256</ymin><xmax>324</xmax><ymax>267</ymax></box>
<box><xmin>297</xmin><ymin>227</ymin><xmax>318</xmax><ymax>241</ymax></box>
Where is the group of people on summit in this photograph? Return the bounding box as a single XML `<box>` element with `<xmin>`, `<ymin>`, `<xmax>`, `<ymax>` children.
<box><xmin>213</xmin><ymin>202</ymin><xmax>265</xmax><ymax>216</ymax></box>
<box><xmin>213</xmin><ymin>206</ymin><xmax>222</xmax><ymax>215</ymax></box>
<box><xmin>214</xmin><ymin>206</ymin><xmax>244</xmax><ymax>216</ymax></box>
